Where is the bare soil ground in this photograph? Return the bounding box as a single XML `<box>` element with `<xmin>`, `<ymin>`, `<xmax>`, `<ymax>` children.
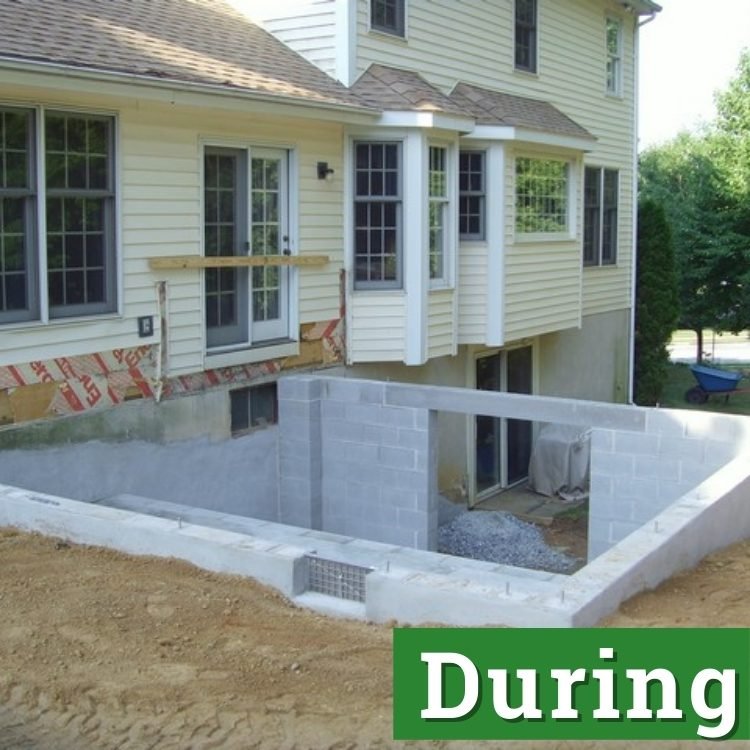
<box><xmin>2</xmin><ymin>527</ymin><xmax>750</xmax><ymax>749</ymax></box>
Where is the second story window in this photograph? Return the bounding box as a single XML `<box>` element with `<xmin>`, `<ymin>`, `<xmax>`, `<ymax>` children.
<box><xmin>459</xmin><ymin>151</ymin><xmax>485</xmax><ymax>240</ymax></box>
<box><xmin>583</xmin><ymin>167</ymin><xmax>618</xmax><ymax>266</ymax></box>
<box><xmin>606</xmin><ymin>18</ymin><xmax>623</xmax><ymax>95</ymax></box>
<box><xmin>428</xmin><ymin>146</ymin><xmax>448</xmax><ymax>282</ymax></box>
<box><xmin>515</xmin><ymin>0</ymin><xmax>537</xmax><ymax>73</ymax></box>
<box><xmin>354</xmin><ymin>141</ymin><xmax>402</xmax><ymax>288</ymax></box>
<box><xmin>515</xmin><ymin>157</ymin><xmax>568</xmax><ymax>235</ymax></box>
<box><xmin>371</xmin><ymin>0</ymin><xmax>405</xmax><ymax>37</ymax></box>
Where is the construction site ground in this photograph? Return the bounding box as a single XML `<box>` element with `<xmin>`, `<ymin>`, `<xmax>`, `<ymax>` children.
<box><xmin>1</xmin><ymin>527</ymin><xmax>749</xmax><ymax>750</ymax></box>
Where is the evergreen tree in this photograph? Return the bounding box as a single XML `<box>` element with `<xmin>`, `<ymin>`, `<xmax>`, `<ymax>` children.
<box><xmin>634</xmin><ymin>199</ymin><xmax>680</xmax><ymax>405</ymax></box>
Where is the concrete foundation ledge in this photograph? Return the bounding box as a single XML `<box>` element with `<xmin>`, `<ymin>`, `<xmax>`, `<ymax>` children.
<box><xmin>1</xmin><ymin>450</ymin><xmax>750</xmax><ymax>627</ymax></box>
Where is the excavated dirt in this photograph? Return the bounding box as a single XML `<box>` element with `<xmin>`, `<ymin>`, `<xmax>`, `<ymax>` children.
<box><xmin>2</xmin><ymin>527</ymin><xmax>750</xmax><ymax>749</ymax></box>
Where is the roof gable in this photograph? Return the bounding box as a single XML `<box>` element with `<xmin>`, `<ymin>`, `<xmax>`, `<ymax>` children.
<box><xmin>0</xmin><ymin>0</ymin><xmax>368</xmax><ymax>111</ymax></box>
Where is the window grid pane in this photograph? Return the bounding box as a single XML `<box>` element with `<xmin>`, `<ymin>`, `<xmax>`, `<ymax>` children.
<box><xmin>606</xmin><ymin>18</ymin><xmax>622</xmax><ymax>94</ymax></box>
<box><xmin>354</xmin><ymin>142</ymin><xmax>401</xmax><ymax>287</ymax></box>
<box><xmin>515</xmin><ymin>0</ymin><xmax>537</xmax><ymax>72</ymax></box>
<box><xmin>371</xmin><ymin>0</ymin><xmax>404</xmax><ymax>36</ymax></box>
<box><xmin>45</xmin><ymin>112</ymin><xmax>114</xmax><ymax>317</ymax></box>
<box><xmin>459</xmin><ymin>151</ymin><xmax>485</xmax><ymax>239</ymax></box>
<box><xmin>251</xmin><ymin>157</ymin><xmax>282</xmax><ymax>322</ymax></box>
<box><xmin>204</xmin><ymin>152</ymin><xmax>238</xmax><ymax>329</ymax></box>
<box><xmin>602</xmin><ymin>169</ymin><xmax>618</xmax><ymax>264</ymax></box>
<box><xmin>0</xmin><ymin>107</ymin><xmax>35</xmax><ymax>321</ymax></box>
<box><xmin>429</xmin><ymin>146</ymin><xmax>448</xmax><ymax>280</ymax></box>
<box><xmin>515</xmin><ymin>157</ymin><xmax>568</xmax><ymax>233</ymax></box>
<box><xmin>583</xmin><ymin>167</ymin><xmax>601</xmax><ymax>266</ymax></box>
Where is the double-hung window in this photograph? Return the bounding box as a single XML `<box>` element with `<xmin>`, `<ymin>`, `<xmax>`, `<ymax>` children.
<box><xmin>583</xmin><ymin>167</ymin><xmax>618</xmax><ymax>266</ymax></box>
<box><xmin>515</xmin><ymin>157</ymin><xmax>569</xmax><ymax>235</ymax></box>
<box><xmin>370</xmin><ymin>0</ymin><xmax>405</xmax><ymax>37</ymax></box>
<box><xmin>459</xmin><ymin>151</ymin><xmax>485</xmax><ymax>240</ymax></box>
<box><xmin>0</xmin><ymin>106</ymin><xmax>116</xmax><ymax>326</ymax></box>
<box><xmin>606</xmin><ymin>18</ymin><xmax>623</xmax><ymax>95</ymax></box>
<box><xmin>354</xmin><ymin>141</ymin><xmax>402</xmax><ymax>288</ymax></box>
<box><xmin>428</xmin><ymin>145</ymin><xmax>448</xmax><ymax>281</ymax></box>
<box><xmin>515</xmin><ymin>0</ymin><xmax>537</xmax><ymax>73</ymax></box>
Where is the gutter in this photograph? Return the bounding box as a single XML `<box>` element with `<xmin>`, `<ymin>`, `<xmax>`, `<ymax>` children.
<box><xmin>0</xmin><ymin>55</ymin><xmax>379</xmax><ymax>120</ymax></box>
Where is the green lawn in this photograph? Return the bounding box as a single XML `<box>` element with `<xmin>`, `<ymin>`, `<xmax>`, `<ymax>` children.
<box><xmin>660</xmin><ymin>362</ymin><xmax>750</xmax><ymax>416</ymax></box>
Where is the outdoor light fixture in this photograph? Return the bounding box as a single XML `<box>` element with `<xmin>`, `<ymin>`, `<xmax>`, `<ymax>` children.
<box><xmin>317</xmin><ymin>161</ymin><xmax>335</xmax><ymax>180</ymax></box>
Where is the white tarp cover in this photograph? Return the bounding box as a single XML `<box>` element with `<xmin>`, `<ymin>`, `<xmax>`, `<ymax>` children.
<box><xmin>528</xmin><ymin>423</ymin><xmax>591</xmax><ymax>500</ymax></box>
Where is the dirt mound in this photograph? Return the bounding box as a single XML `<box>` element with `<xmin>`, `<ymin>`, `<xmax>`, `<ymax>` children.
<box><xmin>2</xmin><ymin>527</ymin><xmax>748</xmax><ymax>749</ymax></box>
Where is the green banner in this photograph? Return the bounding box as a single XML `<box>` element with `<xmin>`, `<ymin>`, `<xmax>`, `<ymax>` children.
<box><xmin>393</xmin><ymin>628</ymin><xmax>750</xmax><ymax>741</ymax></box>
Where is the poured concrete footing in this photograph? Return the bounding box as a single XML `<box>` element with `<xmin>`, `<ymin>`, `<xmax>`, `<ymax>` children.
<box><xmin>2</xmin><ymin>452</ymin><xmax>749</xmax><ymax>627</ymax></box>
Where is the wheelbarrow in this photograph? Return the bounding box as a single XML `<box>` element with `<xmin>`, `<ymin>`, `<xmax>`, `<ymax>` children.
<box><xmin>684</xmin><ymin>364</ymin><xmax>746</xmax><ymax>404</ymax></box>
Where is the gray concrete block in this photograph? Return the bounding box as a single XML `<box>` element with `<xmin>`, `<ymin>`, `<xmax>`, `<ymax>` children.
<box><xmin>703</xmin><ymin>439</ymin><xmax>739</xmax><ymax>467</ymax></box>
<box><xmin>613</xmin><ymin>476</ymin><xmax>659</xmax><ymax>502</ymax></box>
<box><xmin>380</xmin><ymin>486</ymin><xmax>418</xmax><ymax>510</ymax></box>
<box><xmin>345</xmin><ymin>480</ymin><xmax>381</xmax><ymax>504</ymax></box>
<box><xmin>397</xmin><ymin>507</ymin><xmax>427</xmax><ymax>533</ymax></box>
<box><xmin>396</xmin><ymin>428</ymin><xmax>429</xmax><ymax>451</ymax></box>
<box><xmin>590</xmin><ymin>474</ymin><xmax>613</xmax><ymax>498</ymax></box>
<box><xmin>592</xmin><ymin>429</ymin><xmax>615</xmax><ymax>453</ymax></box>
<box><xmin>321</xmin><ymin>399</ymin><xmax>346</xmax><ymax>420</ymax></box>
<box><xmin>378</xmin><ymin>405</ymin><xmax>416</xmax><ymax>429</ymax></box>
<box><xmin>321</xmin><ymin>418</ymin><xmax>365</xmax><ymax>442</ymax></box>
<box><xmin>645</xmin><ymin>410</ymin><xmax>687</xmax><ymax>436</ymax></box>
<box><xmin>657</xmin><ymin>435</ymin><xmax>705</xmax><ymax>462</ymax></box>
<box><xmin>380</xmin><ymin>467</ymin><xmax>429</xmax><ymax>492</ymax></box>
<box><xmin>278</xmin><ymin>376</ymin><xmax>321</xmax><ymax>402</ymax></box>
<box><xmin>633</xmin><ymin>455</ymin><xmax>680</xmax><ymax>481</ymax></box>
<box><xmin>592</xmin><ymin>451</ymin><xmax>634</xmax><ymax>478</ymax></box>
<box><xmin>377</xmin><ymin>445</ymin><xmax>415</xmax><ymax>470</ymax></box>
<box><xmin>608</xmin><ymin>519</ymin><xmax>639</xmax><ymax>545</ymax></box>
<box><xmin>614</xmin><ymin>431</ymin><xmax>659</xmax><ymax>456</ymax></box>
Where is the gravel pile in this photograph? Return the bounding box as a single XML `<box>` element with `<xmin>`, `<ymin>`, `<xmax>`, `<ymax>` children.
<box><xmin>438</xmin><ymin>506</ymin><xmax>577</xmax><ymax>573</ymax></box>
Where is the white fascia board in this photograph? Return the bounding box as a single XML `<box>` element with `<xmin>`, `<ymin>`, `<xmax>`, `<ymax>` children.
<box><xmin>464</xmin><ymin>124</ymin><xmax>597</xmax><ymax>152</ymax></box>
<box><xmin>377</xmin><ymin>110</ymin><xmax>476</xmax><ymax>133</ymax></box>
<box><xmin>0</xmin><ymin>59</ymin><xmax>379</xmax><ymax>126</ymax></box>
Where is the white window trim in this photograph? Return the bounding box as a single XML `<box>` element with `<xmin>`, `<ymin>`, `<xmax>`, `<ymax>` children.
<box><xmin>606</xmin><ymin>16</ymin><xmax>624</xmax><ymax>97</ymax></box>
<box><xmin>583</xmin><ymin>165</ymin><xmax>620</xmax><ymax>267</ymax></box>
<box><xmin>513</xmin><ymin>0</ymin><xmax>539</xmax><ymax>75</ymax></box>
<box><xmin>427</xmin><ymin>142</ymin><xmax>453</xmax><ymax>289</ymax></box>
<box><xmin>0</xmin><ymin>102</ymin><xmax>121</xmax><ymax>328</ymax></box>
<box><xmin>198</xmin><ymin>136</ymin><xmax>299</xmax><ymax>357</ymax></box>
<box><xmin>368</xmin><ymin>0</ymin><xmax>408</xmax><ymax>40</ymax></box>
<box><xmin>513</xmin><ymin>154</ymin><xmax>577</xmax><ymax>243</ymax></box>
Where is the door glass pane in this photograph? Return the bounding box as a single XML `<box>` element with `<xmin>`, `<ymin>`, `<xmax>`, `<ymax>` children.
<box><xmin>476</xmin><ymin>354</ymin><xmax>501</xmax><ymax>494</ymax></box>
<box><xmin>251</xmin><ymin>157</ymin><xmax>282</xmax><ymax>324</ymax></box>
<box><xmin>204</xmin><ymin>149</ymin><xmax>247</xmax><ymax>348</ymax></box>
<box><xmin>506</xmin><ymin>347</ymin><xmax>533</xmax><ymax>485</ymax></box>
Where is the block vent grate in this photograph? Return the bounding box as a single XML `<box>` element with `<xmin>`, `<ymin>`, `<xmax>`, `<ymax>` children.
<box><xmin>305</xmin><ymin>556</ymin><xmax>372</xmax><ymax>603</ymax></box>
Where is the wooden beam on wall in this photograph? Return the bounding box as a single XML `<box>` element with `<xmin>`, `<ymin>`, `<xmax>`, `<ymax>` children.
<box><xmin>149</xmin><ymin>255</ymin><xmax>330</xmax><ymax>270</ymax></box>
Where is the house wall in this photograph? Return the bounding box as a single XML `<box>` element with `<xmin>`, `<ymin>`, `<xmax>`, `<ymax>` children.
<box><xmin>354</xmin><ymin>0</ymin><xmax>636</xmax><ymax>330</ymax></box>
<box><xmin>0</xmin><ymin>76</ymin><xmax>348</xmax><ymax>425</ymax></box>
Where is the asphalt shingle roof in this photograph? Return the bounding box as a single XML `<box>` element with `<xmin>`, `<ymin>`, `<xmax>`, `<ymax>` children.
<box><xmin>351</xmin><ymin>64</ymin><xmax>468</xmax><ymax>117</ymax></box>
<box><xmin>0</xmin><ymin>0</ymin><xmax>369</xmax><ymax>111</ymax></box>
<box><xmin>450</xmin><ymin>82</ymin><xmax>594</xmax><ymax>140</ymax></box>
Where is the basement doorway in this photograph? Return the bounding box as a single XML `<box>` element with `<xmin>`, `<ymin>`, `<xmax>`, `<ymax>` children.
<box><xmin>473</xmin><ymin>346</ymin><xmax>533</xmax><ymax>506</ymax></box>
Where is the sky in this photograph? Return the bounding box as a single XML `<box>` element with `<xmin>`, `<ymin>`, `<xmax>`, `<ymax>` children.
<box><xmin>638</xmin><ymin>0</ymin><xmax>750</xmax><ymax>150</ymax></box>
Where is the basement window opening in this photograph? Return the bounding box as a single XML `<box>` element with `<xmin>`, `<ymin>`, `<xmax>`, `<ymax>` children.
<box><xmin>230</xmin><ymin>382</ymin><xmax>277</xmax><ymax>436</ymax></box>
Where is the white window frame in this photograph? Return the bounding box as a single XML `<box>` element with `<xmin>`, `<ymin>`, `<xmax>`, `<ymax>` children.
<box><xmin>428</xmin><ymin>143</ymin><xmax>450</xmax><ymax>284</ymax></box>
<box><xmin>369</xmin><ymin>0</ymin><xmax>406</xmax><ymax>38</ymax></box>
<box><xmin>0</xmin><ymin>103</ymin><xmax>119</xmax><ymax>328</ymax></box>
<box><xmin>514</xmin><ymin>155</ymin><xmax>574</xmax><ymax>241</ymax></box>
<box><xmin>352</xmin><ymin>139</ymin><xmax>403</xmax><ymax>290</ymax></box>
<box><xmin>514</xmin><ymin>0</ymin><xmax>538</xmax><ymax>74</ymax></box>
<box><xmin>583</xmin><ymin>166</ymin><xmax>619</xmax><ymax>267</ymax></box>
<box><xmin>606</xmin><ymin>17</ymin><xmax>623</xmax><ymax>96</ymax></box>
<box><xmin>458</xmin><ymin>150</ymin><xmax>486</xmax><ymax>241</ymax></box>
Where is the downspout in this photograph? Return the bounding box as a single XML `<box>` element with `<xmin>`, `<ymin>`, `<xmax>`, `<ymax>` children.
<box><xmin>628</xmin><ymin>10</ymin><xmax>658</xmax><ymax>404</ymax></box>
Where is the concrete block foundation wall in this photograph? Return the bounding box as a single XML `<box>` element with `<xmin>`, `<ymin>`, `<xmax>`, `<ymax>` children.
<box><xmin>278</xmin><ymin>376</ymin><xmax>437</xmax><ymax>550</ymax></box>
<box><xmin>589</xmin><ymin>409</ymin><xmax>750</xmax><ymax>559</ymax></box>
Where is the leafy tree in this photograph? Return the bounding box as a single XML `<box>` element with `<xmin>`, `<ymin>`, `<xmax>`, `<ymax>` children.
<box><xmin>639</xmin><ymin>52</ymin><xmax>750</xmax><ymax>361</ymax></box>
<box><xmin>634</xmin><ymin>199</ymin><xmax>679</xmax><ymax>405</ymax></box>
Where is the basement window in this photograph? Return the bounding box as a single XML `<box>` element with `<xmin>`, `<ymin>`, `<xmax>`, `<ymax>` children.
<box><xmin>230</xmin><ymin>382</ymin><xmax>277</xmax><ymax>435</ymax></box>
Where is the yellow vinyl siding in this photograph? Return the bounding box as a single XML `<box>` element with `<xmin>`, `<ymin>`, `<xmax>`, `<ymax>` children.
<box><xmin>356</xmin><ymin>0</ymin><xmax>636</xmax><ymax>324</ymax></box>
<box><xmin>246</xmin><ymin>0</ymin><xmax>338</xmax><ymax>78</ymax></box>
<box><xmin>458</xmin><ymin>243</ymin><xmax>488</xmax><ymax>344</ymax></box>
<box><xmin>427</xmin><ymin>289</ymin><xmax>455</xmax><ymax>358</ymax></box>
<box><xmin>348</xmin><ymin>294</ymin><xmax>407</xmax><ymax>362</ymax></box>
<box><xmin>0</xmin><ymin>83</ymin><xmax>346</xmax><ymax>377</ymax></box>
